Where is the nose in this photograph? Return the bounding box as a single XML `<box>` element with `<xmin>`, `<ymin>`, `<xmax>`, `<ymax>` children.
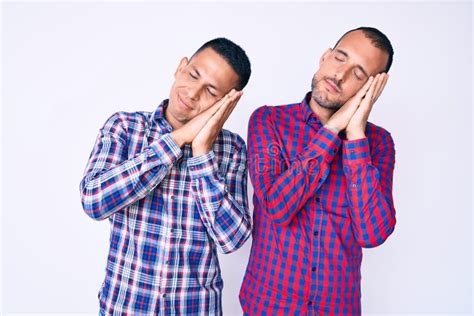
<box><xmin>334</xmin><ymin>64</ymin><xmax>350</xmax><ymax>83</ymax></box>
<box><xmin>187</xmin><ymin>83</ymin><xmax>201</xmax><ymax>101</ymax></box>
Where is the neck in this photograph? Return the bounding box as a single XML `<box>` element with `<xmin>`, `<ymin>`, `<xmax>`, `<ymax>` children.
<box><xmin>164</xmin><ymin>107</ymin><xmax>184</xmax><ymax>130</ymax></box>
<box><xmin>308</xmin><ymin>97</ymin><xmax>336</xmax><ymax>125</ymax></box>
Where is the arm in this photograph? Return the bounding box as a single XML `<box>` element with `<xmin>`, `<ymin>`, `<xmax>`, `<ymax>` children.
<box><xmin>79</xmin><ymin>112</ymin><xmax>182</xmax><ymax>221</ymax></box>
<box><xmin>341</xmin><ymin>73</ymin><xmax>395</xmax><ymax>247</ymax></box>
<box><xmin>342</xmin><ymin>131</ymin><xmax>396</xmax><ymax>247</ymax></box>
<box><xmin>188</xmin><ymin>141</ymin><xmax>251</xmax><ymax>254</ymax></box>
<box><xmin>248</xmin><ymin>106</ymin><xmax>341</xmax><ymax>226</ymax></box>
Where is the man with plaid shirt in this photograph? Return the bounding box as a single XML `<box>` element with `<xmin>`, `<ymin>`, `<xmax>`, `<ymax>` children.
<box><xmin>240</xmin><ymin>27</ymin><xmax>396</xmax><ymax>315</ymax></box>
<box><xmin>80</xmin><ymin>38</ymin><xmax>252</xmax><ymax>315</ymax></box>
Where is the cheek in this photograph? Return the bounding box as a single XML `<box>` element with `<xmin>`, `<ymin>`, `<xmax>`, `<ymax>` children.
<box><xmin>346</xmin><ymin>81</ymin><xmax>364</xmax><ymax>96</ymax></box>
<box><xmin>317</xmin><ymin>62</ymin><xmax>334</xmax><ymax>76</ymax></box>
<box><xmin>197</xmin><ymin>101</ymin><xmax>215</xmax><ymax>114</ymax></box>
<box><xmin>339</xmin><ymin>84</ymin><xmax>361</xmax><ymax>103</ymax></box>
<box><xmin>314</xmin><ymin>70</ymin><xmax>323</xmax><ymax>81</ymax></box>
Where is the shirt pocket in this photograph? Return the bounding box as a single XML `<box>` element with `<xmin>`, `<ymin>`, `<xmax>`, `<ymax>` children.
<box><xmin>319</xmin><ymin>156</ymin><xmax>350</xmax><ymax>218</ymax></box>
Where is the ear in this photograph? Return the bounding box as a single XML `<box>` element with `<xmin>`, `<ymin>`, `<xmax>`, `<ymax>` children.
<box><xmin>174</xmin><ymin>57</ymin><xmax>189</xmax><ymax>79</ymax></box>
<box><xmin>319</xmin><ymin>48</ymin><xmax>332</xmax><ymax>66</ymax></box>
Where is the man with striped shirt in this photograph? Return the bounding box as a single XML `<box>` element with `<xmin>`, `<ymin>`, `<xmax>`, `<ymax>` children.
<box><xmin>240</xmin><ymin>27</ymin><xmax>396</xmax><ymax>315</ymax></box>
<box><xmin>80</xmin><ymin>38</ymin><xmax>252</xmax><ymax>315</ymax></box>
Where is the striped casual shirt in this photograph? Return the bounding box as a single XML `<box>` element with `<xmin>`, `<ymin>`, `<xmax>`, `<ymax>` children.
<box><xmin>80</xmin><ymin>100</ymin><xmax>251</xmax><ymax>315</ymax></box>
<box><xmin>239</xmin><ymin>93</ymin><xmax>396</xmax><ymax>315</ymax></box>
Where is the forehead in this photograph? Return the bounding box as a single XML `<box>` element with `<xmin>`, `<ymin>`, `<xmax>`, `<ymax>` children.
<box><xmin>188</xmin><ymin>48</ymin><xmax>238</xmax><ymax>92</ymax></box>
<box><xmin>335</xmin><ymin>30</ymin><xmax>389</xmax><ymax>75</ymax></box>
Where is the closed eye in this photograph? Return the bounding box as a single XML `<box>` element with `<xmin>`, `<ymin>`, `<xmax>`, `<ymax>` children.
<box><xmin>189</xmin><ymin>72</ymin><xmax>198</xmax><ymax>80</ymax></box>
<box><xmin>354</xmin><ymin>69</ymin><xmax>365</xmax><ymax>81</ymax></box>
<box><xmin>207</xmin><ymin>88</ymin><xmax>216</xmax><ymax>97</ymax></box>
<box><xmin>334</xmin><ymin>52</ymin><xmax>346</xmax><ymax>62</ymax></box>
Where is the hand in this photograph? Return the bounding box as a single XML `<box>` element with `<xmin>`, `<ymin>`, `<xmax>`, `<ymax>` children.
<box><xmin>170</xmin><ymin>90</ymin><xmax>238</xmax><ymax>147</ymax></box>
<box><xmin>324</xmin><ymin>76</ymin><xmax>375</xmax><ymax>135</ymax></box>
<box><xmin>192</xmin><ymin>89</ymin><xmax>243</xmax><ymax>156</ymax></box>
<box><xmin>346</xmin><ymin>73</ymin><xmax>389</xmax><ymax>140</ymax></box>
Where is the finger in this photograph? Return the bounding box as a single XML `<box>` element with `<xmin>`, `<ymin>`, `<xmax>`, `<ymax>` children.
<box><xmin>372</xmin><ymin>74</ymin><xmax>385</xmax><ymax>99</ymax></box>
<box><xmin>378</xmin><ymin>74</ymin><xmax>389</xmax><ymax>96</ymax></box>
<box><xmin>200</xmin><ymin>96</ymin><xmax>227</xmax><ymax>120</ymax></box>
<box><xmin>214</xmin><ymin>92</ymin><xmax>242</xmax><ymax>130</ymax></box>
<box><xmin>373</xmin><ymin>73</ymin><xmax>386</xmax><ymax>101</ymax></box>
<box><xmin>222</xmin><ymin>94</ymin><xmax>241</xmax><ymax>121</ymax></box>
<box><xmin>213</xmin><ymin>91</ymin><xmax>234</xmax><ymax>111</ymax></box>
<box><xmin>201</xmin><ymin>90</ymin><xmax>240</xmax><ymax>129</ymax></box>
<box><xmin>210</xmin><ymin>88</ymin><xmax>237</xmax><ymax>111</ymax></box>
<box><xmin>188</xmin><ymin>92</ymin><xmax>233</xmax><ymax>128</ymax></box>
<box><xmin>360</xmin><ymin>74</ymin><xmax>379</xmax><ymax>108</ymax></box>
<box><xmin>342</xmin><ymin>75</ymin><xmax>375</xmax><ymax>113</ymax></box>
<box><xmin>209</xmin><ymin>97</ymin><xmax>233</xmax><ymax>124</ymax></box>
<box><xmin>355</xmin><ymin>76</ymin><xmax>375</xmax><ymax>99</ymax></box>
<box><xmin>220</xmin><ymin>96</ymin><xmax>240</xmax><ymax>125</ymax></box>
<box><xmin>373</xmin><ymin>73</ymin><xmax>389</xmax><ymax>103</ymax></box>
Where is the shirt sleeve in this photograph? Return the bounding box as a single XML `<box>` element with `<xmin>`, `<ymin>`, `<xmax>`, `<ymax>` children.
<box><xmin>247</xmin><ymin>106</ymin><xmax>341</xmax><ymax>226</ymax></box>
<box><xmin>79</xmin><ymin>112</ymin><xmax>182</xmax><ymax>221</ymax></box>
<box><xmin>187</xmin><ymin>141</ymin><xmax>251</xmax><ymax>254</ymax></box>
<box><xmin>342</xmin><ymin>131</ymin><xmax>396</xmax><ymax>248</ymax></box>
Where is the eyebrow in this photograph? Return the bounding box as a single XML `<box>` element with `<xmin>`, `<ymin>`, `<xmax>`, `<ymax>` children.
<box><xmin>335</xmin><ymin>49</ymin><xmax>369</xmax><ymax>78</ymax></box>
<box><xmin>192</xmin><ymin>66</ymin><xmax>219</xmax><ymax>91</ymax></box>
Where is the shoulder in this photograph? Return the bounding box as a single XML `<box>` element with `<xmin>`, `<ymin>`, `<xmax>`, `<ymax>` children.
<box><xmin>249</xmin><ymin>102</ymin><xmax>300</xmax><ymax>125</ymax></box>
<box><xmin>101</xmin><ymin>110</ymin><xmax>151</xmax><ymax>133</ymax></box>
<box><xmin>366</xmin><ymin>121</ymin><xmax>395</xmax><ymax>149</ymax></box>
<box><xmin>220</xmin><ymin>129</ymin><xmax>246</xmax><ymax>152</ymax></box>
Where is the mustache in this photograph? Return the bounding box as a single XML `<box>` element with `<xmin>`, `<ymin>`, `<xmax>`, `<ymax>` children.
<box><xmin>311</xmin><ymin>76</ymin><xmax>343</xmax><ymax>93</ymax></box>
<box><xmin>324</xmin><ymin>77</ymin><xmax>342</xmax><ymax>92</ymax></box>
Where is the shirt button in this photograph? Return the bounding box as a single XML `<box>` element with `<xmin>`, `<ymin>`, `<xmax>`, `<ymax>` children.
<box><xmin>162</xmin><ymin>294</ymin><xmax>166</xmax><ymax>298</ymax></box>
<box><xmin>316</xmin><ymin>197</ymin><xmax>320</xmax><ymax>202</ymax></box>
<box><xmin>312</xmin><ymin>266</ymin><xmax>316</xmax><ymax>272</ymax></box>
<box><xmin>351</xmin><ymin>183</ymin><xmax>357</xmax><ymax>188</ymax></box>
<box><xmin>165</xmin><ymin>260</ymin><xmax>169</xmax><ymax>264</ymax></box>
<box><xmin>308</xmin><ymin>301</ymin><xmax>312</xmax><ymax>306</ymax></box>
<box><xmin>314</xmin><ymin>231</ymin><xmax>319</xmax><ymax>236</ymax></box>
<box><xmin>170</xmin><ymin>195</ymin><xmax>175</xmax><ymax>200</ymax></box>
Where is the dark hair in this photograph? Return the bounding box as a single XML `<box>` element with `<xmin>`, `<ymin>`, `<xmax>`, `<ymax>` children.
<box><xmin>192</xmin><ymin>37</ymin><xmax>251</xmax><ymax>90</ymax></box>
<box><xmin>334</xmin><ymin>27</ymin><xmax>394</xmax><ymax>73</ymax></box>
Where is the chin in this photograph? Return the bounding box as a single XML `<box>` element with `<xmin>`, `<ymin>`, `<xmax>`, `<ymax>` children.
<box><xmin>313</xmin><ymin>94</ymin><xmax>342</xmax><ymax>110</ymax></box>
<box><xmin>319</xmin><ymin>103</ymin><xmax>342</xmax><ymax>110</ymax></box>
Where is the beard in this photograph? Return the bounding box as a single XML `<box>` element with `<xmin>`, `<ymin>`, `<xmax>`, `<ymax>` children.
<box><xmin>310</xmin><ymin>75</ymin><xmax>343</xmax><ymax>110</ymax></box>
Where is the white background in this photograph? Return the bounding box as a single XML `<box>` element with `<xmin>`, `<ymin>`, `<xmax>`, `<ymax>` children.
<box><xmin>1</xmin><ymin>1</ymin><xmax>472</xmax><ymax>315</ymax></box>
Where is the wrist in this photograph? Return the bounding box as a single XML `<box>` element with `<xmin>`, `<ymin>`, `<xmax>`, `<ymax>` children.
<box><xmin>192</xmin><ymin>144</ymin><xmax>212</xmax><ymax>156</ymax></box>
<box><xmin>323</xmin><ymin>124</ymin><xmax>340</xmax><ymax>135</ymax></box>
<box><xmin>346</xmin><ymin>130</ymin><xmax>366</xmax><ymax>140</ymax></box>
<box><xmin>170</xmin><ymin>130</ymin><xmax>187</xmax><ymax>148</ymax></box>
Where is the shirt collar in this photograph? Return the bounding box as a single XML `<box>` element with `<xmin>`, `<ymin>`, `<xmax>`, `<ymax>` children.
<box><xmin>152</xmin><ymin>99</ymin><xmax>167</xmax><ymax>121</ymax></box>
<box><xmin>299</xmin><ymin>91</ymin><xmax>322</xmax><ymax>124</ymax></box>
<box><xmin>150</xmin><ymin>99</ymin><xmax>173</xmax><ymax>132</ymax></box>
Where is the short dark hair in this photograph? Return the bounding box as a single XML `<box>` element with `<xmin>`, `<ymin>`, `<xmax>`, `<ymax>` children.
<box><xmin>192</xmin><ymin>37</ymin><xmax>251</xmax><ymax>90</ymax></box>
<box><xmin>334</xmin><ymin>27</ymin><xmax>394</xmax><ymax>73</ymax></box>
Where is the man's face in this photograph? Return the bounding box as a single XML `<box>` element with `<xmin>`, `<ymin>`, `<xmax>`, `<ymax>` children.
<box><xmin>167</xmin><ymin>47</ymin><xmax>239</xmax><ymax>127</ymax></box>
<box><xmin>311</xmin><ymin>30</ymin><xmax>389</xmax><ymax>110</ymax></box>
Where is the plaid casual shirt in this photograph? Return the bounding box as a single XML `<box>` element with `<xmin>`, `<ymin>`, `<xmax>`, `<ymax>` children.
<box><xmin>80</xmin><ymin>100</ymin><xmax>251</xmax><ymax>315</ymax></box>
<box><xmin>239</xmin><ymin>93</ymin><xmax>396</xmax><ymax>315</ymax></box>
